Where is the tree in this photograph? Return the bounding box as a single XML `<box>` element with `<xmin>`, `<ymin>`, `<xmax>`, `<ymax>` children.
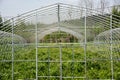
<box><xmin>98</xmin><ymin>0</ymin><xmax>109</xmax><ymax>14</ymax></box>
<box><xmin>112</xmin><ymin>6</ymin><xmax>120</xmax><ymax>15</ymax></box>
<box><xmin>0</xmin><ymin>15</ymin><xmax>3</xmax><ymax>30</ymax></box>
<box><xmin>68</xmin><ymin>6</ymin><xmax>72</xmax><ymax>19</ymax></box>
<box><xmin>78</xmin><ymin>0</ymin><xmax>94</xmax><ymax>15</ymax></box>
<box><xmin>0</xmin><ymin>15</ymin><xmax>12</xmax><ymax>32</ymax></box>
<box><xmin>114</xmin><ymin>0</ymin><xmax>120</xmax><ymax>5</ymax></box>
<box><xmin>112</xmin><ymin>6</ymin><xmax>120</xmax><ymax>28</ymax></box>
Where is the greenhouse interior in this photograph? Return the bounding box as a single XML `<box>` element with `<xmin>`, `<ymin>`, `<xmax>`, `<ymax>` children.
<box><xmin>0</xmin><ymin>3</ymin><xmax>120</xmax><ymax>80</ymax></box>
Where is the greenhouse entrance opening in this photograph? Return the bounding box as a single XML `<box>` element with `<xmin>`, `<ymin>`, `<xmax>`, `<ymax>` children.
<box><xmin>0</xmin><ymin>3</ymin><xmax>120</xmax><ymax>80</ymax></box>
<box><xmin>37</xmin><ymin>30</ymin><xmax>85</xmax><ymax>80</ymax></box>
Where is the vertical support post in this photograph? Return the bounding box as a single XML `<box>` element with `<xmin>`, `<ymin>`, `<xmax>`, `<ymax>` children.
<box><xmin>98</xmin><ymin>36</ymin><xmax>100</xmax><ymax>50</ymax></box>
<box><xmin>84</xmin><ymin>9</ymin><xmax>87</xmax><ymax>80</ymax></box>
<box><xmin>58</xmin><ymin>4</ymin><xmax>60</xmax><ymax>26</ymax></box>
<box><xmin>48</xmin><ymin>47</ymin><xmax>50</xmax><ymax>80</ymax></box>
<box><xmin>110</xmin><ymin>14</ymin><xmax>113</xmax><ymax>80</ymax></box>
<box><xmin>35</xmin><ymin>12</ymin><xmax>38</xmax><ymax>80</ymax></box>
<box><xmin>72</xmin><ymin>45</ymin><xmax>74</xmax><ymax>79</ymax></box>
<box><xmin>58</xmin><ymin>4</ymin><xmax>62</xmax><ymax>80</ymax></box>
<box><xmin>59</xmin><ymin>44</ymin><xmax>62</xmax><ymax>80</ymax></box>
<box><xmin>12</xmin><ymin>18</ymin><xmax>14</xmax><ymax>80</ymax></box>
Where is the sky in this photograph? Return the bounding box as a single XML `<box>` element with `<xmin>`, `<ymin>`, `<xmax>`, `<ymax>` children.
<box><xmin>0</xmin><ymin>0</ymin><xmax>79</xmax><ymax>17</ymax></box>
<box><xmin>0</xmin><ymin>0</ymin><xmax>116</xmax><ymax>18</ymax></box>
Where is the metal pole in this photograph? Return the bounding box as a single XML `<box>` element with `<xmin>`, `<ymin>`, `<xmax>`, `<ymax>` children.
<box><xmin>58</xmin><ymin>4</ymin><xmax>60</xmax><ymax>24</ymax></box>
<box><xmin>72</xmin><ymin>45</ymin><xmax>74</xmax><ymax>79</ymax></box>
<box><xmin>59</xmin><ymin>44</ymin><xmax>62</xmax><ymax>80</ymax></box>
<box><xmin>84</xmin><ymin>9</ymin><xmax>87</xmax><ymax>80</ymax></box>
<box><xmin>12</xmin><ymin>18</ymin><xmax>14</xmax><ymax>80</ymax></box>
<box><xmin>48</xmin><ymin>47</ymin><xmax>50</xmax><ymax>80</ymax></box>
<box><xmin>110</xmin><ymin>14</ymin><xmax>114</xmax><ymax>80</ymax></box>
<box><xmin>35</xmin><ymin>12</ymin><xmax>38</xmax><ymax>80</ymax></box>
<box><xmin>58</xmin><ymin>4</ymin><xmax>62</xmax><ymax>80</ymax></box>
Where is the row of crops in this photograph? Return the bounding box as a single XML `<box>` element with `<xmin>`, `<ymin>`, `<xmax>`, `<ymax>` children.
<box><xmin>0</xmin><ymin>43</ymin><xmax>120</xmax><ymax>80</ymax></box>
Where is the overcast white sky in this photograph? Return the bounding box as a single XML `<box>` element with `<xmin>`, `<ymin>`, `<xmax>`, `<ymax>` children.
<box><xmin>0</xmin><ymin>0</ymin><xmax>79</xmax><ymax>17</ymax></box>
<box><xmin>0</xmin><ymin>0</ymin><xmax>115</xmax><ymax>17</ymax></box>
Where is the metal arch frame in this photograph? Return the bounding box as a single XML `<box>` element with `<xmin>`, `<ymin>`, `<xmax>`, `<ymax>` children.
<box><xmin>1</xmin><ymin>3</ymin><xmax>120</xmax><ymax>27</ymax></box>
<box><xmin>37</xmin><ymin>27</ymin><xmax>84</xmax><ymax>43</ymax></box>
<box><xmin>94</xmin><ymin>28</ymin><xmax>120</xmax><ymax>43</ymax></box>
<box><xmin>0</xmin><ymin>3</ymin><xmax>120</xmax><ymax>80</ymax></box>
<box><xmin>0</xmin><ymin>30</ymin><xmax>26</xmax><ymax>44</ymax></box>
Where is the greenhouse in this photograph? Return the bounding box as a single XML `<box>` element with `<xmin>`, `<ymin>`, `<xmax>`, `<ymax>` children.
<box><xmin>0</xmin><ymin>3</ymin><xmax>120</xmax><ymax>80</ymax></box>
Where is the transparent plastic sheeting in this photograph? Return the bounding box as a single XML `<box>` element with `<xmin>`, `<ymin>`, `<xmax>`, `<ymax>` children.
<box><xmin>0</xmin><ymin>30</ymin><xmax>26</xmax><ymax>44</ymax></box>
<box><xmin>95</xmin><ymin>28</ymin><xmax>120</xmax><ymax>43</ymax></box>
<box><xmin>37</xmin><ymin>27</ymin><xmax>84</xmax><ymax>42</ymax></box>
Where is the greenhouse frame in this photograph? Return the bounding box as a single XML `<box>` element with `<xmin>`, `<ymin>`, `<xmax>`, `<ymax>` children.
<box><xmin>0</xmin><ymin>3</ymin><xmax>120</xmax><ymax>80</ymax></box>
